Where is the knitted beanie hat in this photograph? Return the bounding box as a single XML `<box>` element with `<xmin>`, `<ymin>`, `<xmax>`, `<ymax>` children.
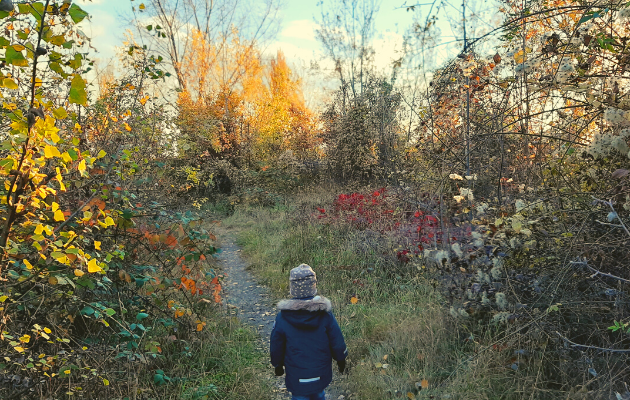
<box><xmin>289</xmin><ymin>264</ymin><xmax>317</xmax><ymax>299</ymax></box>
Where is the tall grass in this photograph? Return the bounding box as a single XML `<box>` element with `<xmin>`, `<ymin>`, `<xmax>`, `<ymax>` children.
<box><xmin>146</xmin><ymin>306</ymin><xmax>275</xmax><ymax>400</ymax></box>
<box><xmin>220</xmin><ymin>191</ymin><xmax>531</xmax><ymax>399</ymax></box>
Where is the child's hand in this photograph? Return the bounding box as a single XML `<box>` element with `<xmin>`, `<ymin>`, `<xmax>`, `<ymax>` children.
<box><xmin>337</xmin><ymin>360</ymin><xmax>347</xmax><ymax>374</ymax></box>
<box><xmin>274</xmin><ymin>365</ymin><xmax>284</xmax><ymax>376</ymax></box>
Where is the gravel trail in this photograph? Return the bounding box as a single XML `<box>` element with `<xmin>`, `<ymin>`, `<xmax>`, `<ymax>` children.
<box><xmin>215</xmin><ymin>229</ymin><xmax>345</xmax><ymax>400</ymax></box>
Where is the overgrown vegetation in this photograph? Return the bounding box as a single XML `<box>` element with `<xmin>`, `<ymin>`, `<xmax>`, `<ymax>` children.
<box><xmin>2</xmin><ymin>0</ymin><xmax>630</xmax><ymax>397</ymax></box>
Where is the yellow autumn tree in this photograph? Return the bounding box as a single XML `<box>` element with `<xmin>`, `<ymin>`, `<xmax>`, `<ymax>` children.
<box><xmin>252</xmin><ymin>50</ymin><xmax>320</xmax><ymax>160</ymax></box>
<box><xmin>176</xmin><ymin>32</ymin><xmax>319</xmax><ymax>162</ymax></box>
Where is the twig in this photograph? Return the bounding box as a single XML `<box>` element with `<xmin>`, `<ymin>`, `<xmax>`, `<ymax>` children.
<box><xmin>595</xmin><ymin>220</ymin><xmax>626</xmax><ymax>228</ymax></box>
<box><xmin>556</xmin><ymin>331</ymin><xmax>630</xmax><ymax>353</ymax></box>
<box><xmin>570</xmin><ymin>259</ymin><xmax>630</xmax><ymax>284</ymax></box>
<box><xmin>592</xmin><ymin>196</ymin><xmax>630</xmax><ymax>237</ymax></box>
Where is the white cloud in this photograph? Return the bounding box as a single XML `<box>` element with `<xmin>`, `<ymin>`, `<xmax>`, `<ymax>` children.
<box><xmin>372</xmin><ymin>30</ymin><xmax>405</xmax><ymax>71</ymax></box>
<box><xmin>280</xmin><ymin>19</ymin><xmax>318</xmax><ymax>41</ymax></box>
<box><xmin>263</xmin><ymin>40</ymin><xmax>318</xmax><ymax>63</ymax></box>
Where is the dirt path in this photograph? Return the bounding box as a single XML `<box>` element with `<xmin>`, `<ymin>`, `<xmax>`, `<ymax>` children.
<box><xmin>215</xmin><ymin>229</ymin><xmax>345</xmax><ymax>400</ymax></box>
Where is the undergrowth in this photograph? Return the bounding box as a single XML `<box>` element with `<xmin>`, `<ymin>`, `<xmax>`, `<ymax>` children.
<box><xmin>221</xmin><ymin>191</ymin><xmax>531</xmax><ymax>400</ymax></box>
<box><xmin>151</xmin><ymin>313</ymin><xmax>273</xmax><ymax>400</ymax></box>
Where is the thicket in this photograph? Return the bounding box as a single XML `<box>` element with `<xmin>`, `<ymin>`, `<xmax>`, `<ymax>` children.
<box><xmin>295</xmin><ymin>0</ymin><xmax>630</xmax><ymax>397</ymax></box>
<box><xmin>0</xmin><ymin>2</ymin><xmax>278</xmax><ymax>398</ymax></box>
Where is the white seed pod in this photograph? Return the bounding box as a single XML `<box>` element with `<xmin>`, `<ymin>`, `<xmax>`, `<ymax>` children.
<box><xmin>496</xmin><ymin>293</ymin><xmax>509</xmax><ymax>310</ymax></box>
<box><xmin>612</xmin><ymin>136</ymin><xmax>630</xmax><ymax>153</ymax></box>
<box><xmin>451</xmin><ymin>242</ymin><xmax>463</xmax><ymax>258</ymax></box>
<box><xmin>559</xmin><ymin>61</ymin><xmax>575</xmax><ymax>72</ymax></box>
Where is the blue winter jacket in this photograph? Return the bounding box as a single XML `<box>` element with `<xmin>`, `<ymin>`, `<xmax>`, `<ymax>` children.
<box><xmin>270</xmin><ymin>296</ymin><xmax>348</xmax><ymax>396</ymax></box>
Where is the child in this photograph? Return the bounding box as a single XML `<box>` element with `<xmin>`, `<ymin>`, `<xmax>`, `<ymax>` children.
<box><xmin>270</xmin><ymin>264</ymin><xmax>348</xmax><ymax>400</ymax></box>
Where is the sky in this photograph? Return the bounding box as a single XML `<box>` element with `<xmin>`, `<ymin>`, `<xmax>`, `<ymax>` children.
<box><xmin>78</xmin><ymin>0</ymin><xmax>416</xmax><ymax>72</ymax></box>
<box><xmin>75</xmin><ymin>0</ymin><xmax>502</xmax><ymax>108</ymax></box>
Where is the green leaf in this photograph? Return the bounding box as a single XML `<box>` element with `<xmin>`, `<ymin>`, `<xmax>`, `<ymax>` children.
<box><xmin>104</xmin><ymin>308</ymin><xmax>116</xmax><ymax>316</ymax></box>
<box><xmin>49</xmin><ymin>35</ymin><xmax>65</xmax><ymax>46</ymax></box>
<box><xmin>68</xmin><ymin>4</ymin><xmax>89</xmax><ymax>23</ymax></box>
<box><xmin>80</xmin><ymin>306</ymin><xmax>95</xmax><ymax>316</ymax></box>
<box><xmin>68</xmin><ymin>53</ymin><xmax>82</xmax><ymax>70</ymax></box>
<box><xmin>67</xmin><ymin>148</ymin><xmax>78</xmax><ymax>160</ymax></box>
<box><xmin>69</xmin><ymin>74</ymin><xmax>87</xmax><ymax>105</ymax></box>
<box><xmin>136</xmin><ymin>312</ymin><xmax>149</xmax><ymax>320</ymax></box>
<box><xmin>0</xmin><ymin>159</ymin><xmax>13</xmax><ymax>172</ymax></box>
<box><xmin>49</xmin><ymin>62</ymin><xmax>66</xmax><ymax>77</ymax></box>
<box><xmin>53</xmin><ymin>107</ymin><xmax>68</xmax><ymax>119</ymax></box>
<box><xmin>6</xmin><ymin>46</ymin><xmax>28</xmax><ymax>67</ymax></box>
<box><xmin>29</xmin><ymin>2</ymin><xmax>44</xmax><ymax>20</ymax></box>
<box><xmin>17</xmin><ymin>4</ymin><xmax>30</xmax><ymax>14</ymax></box>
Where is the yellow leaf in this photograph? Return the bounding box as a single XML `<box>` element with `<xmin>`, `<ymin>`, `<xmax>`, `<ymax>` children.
<box><xmin>87</xmin><ymin>259</ymin><xmax>102</xmax><ymax>273</ymax></box>
<box><xmin>407</xmin><ymin>393</ymin><xmax>416</xmax><ymax>399</ymax></box>
<box><xmin>94</xmin><ymin>241</ymin><xmax>101</xmax><ymax>250</ymax></box>
<box><xmin>53</xmin><ymin>107</ymin><xmax>68</xmax><ymax>119</ymax></box>
<box><xmin>103</xmin><ymin>379</ymin><xmax>109</xmax><ymax>386</ymax></box>
<box><xmin>48</xmin><ymin>277</ymin><xmax>58</xmax><ymax>285</ymax></box>
<box><xmin>74</xmin><ymin>269</ymin><xmax>84</xmax><ymax>277</ymax></box>
<box><xmin>63</xmin><ymin>369</ymin><xmax>70</xmax><ymax>375</ymax></box>
<box><xmin>124</xmin><ymin>122</ymin><xmax>132</xmax><ymax>131</ymax></box>
<box><xmin>44</xmin><ymin>145</ymin><xmax>61</xmax><ymax>159</ymax></box>
<box><xmin>139</xmin><ymin>3</ymin><xmax>145</xmax><ymax>9</ymax></box>
<box><xmin>14</xmin><ymin>347</ymin><xmax>24</xmax><ymax>353</ymax></box>
<box><xmin>43</xmin><ymin>327</ymin><xmax>51</xmax><ymax>334</ymax></box>
<box><xmin>77</xmin><ymin>159</ymin><xmax>86</xmax><ymax>174</ymax></box>
<box><xmin>52</xmin><ymin>202</ymin><xmax>59</xmax><ymax>212</ymax></box>
<box><xmin>12</xmin><ymin>44</ymin><xmax>25</xmax><ymax>51</ymax></box>
<box><xmin>23</xmin><ymin>259</ymin><xmax>33</xmax><ymax>270</ymax></box>
<box><xmin>19</xmin><ymin>334</ymin><xmax>30</xmax><ymax>343</ymax></box>
<box><xmin>50</xmin><ymin>130</ymin><xmax>60</xmax><ymax>144</ymax></box>
<box><xmin>61</xmin><ymin>152</ymin><xmax>73</xmax><ymax>163</ymax></box>
<box><xmin>54</xmin><ymin>209</ymin><xmax>65</xmax><ymax>222</ymax></box>
<box><xmin>3</xmin><ymin>78</ymin><xmax>18</xmax><ymax>90</ymax></box>
<box><xmin>104</xmin><ymin>216</ymin><xmax>115</xmax><ymax>227</ymax></box>
<box><xmin>350</xmin><ymin>296</ymin><xmax>358</xmax><ymax>304</ymax></box>
<box><xmin>0</xmin><ymin>295</ymin><xmax>8</xmax><ymax>302</ymax></box>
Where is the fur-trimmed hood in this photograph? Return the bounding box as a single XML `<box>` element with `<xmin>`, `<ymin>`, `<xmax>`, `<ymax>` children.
<box><xmin>277</xmin><ymin>296</ymin><xmax>332</xmax><ymax>312</ymax></box>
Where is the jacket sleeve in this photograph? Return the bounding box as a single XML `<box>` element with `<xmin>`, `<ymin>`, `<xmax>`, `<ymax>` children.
<box><xmin>327</xmin><ymin>312</ymin><xmax>348</xmax><ymax>361</ymax></box>
<box><xmin>270</xmin><ymin>314</ymin><xmax>286</xmax><ymax>367</ymax></box>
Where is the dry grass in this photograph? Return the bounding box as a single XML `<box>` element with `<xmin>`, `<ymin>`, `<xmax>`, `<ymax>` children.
<box><xmin>220</xmin><ymin>189</ymin><xmax>538</xmax><ymax>399</ymax></box>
